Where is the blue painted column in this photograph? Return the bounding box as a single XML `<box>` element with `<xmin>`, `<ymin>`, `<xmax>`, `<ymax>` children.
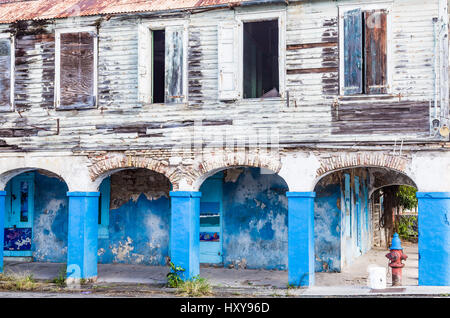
<box><xmin>170</xmin><ymin>191</ymin><xmax>201</xmax><ymax>280</ymax></box>
<box><xmin>287</xmin><ymin>192</ymin><xmax>316</xmax><ymax>287</ymax></box>
<box><xmin>0</xmin><ymin>191</ymin><xmax>6</xmax><ymax>273</ymax></box>
<box><xmin>66</xmin><ymin>192</ymin><xmax>100</xmax><ymax>281</ymax></box>
<box><xmin>416</xmin><ymin>192</ymin><xmax>450</xmax><ymax>286</ymax></box>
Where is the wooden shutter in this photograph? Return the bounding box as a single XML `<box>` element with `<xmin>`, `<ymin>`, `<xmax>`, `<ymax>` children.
<box><xmin>0</xmin><ymin>38</ymin><xmax>12</xmax><ymax>110</ymax></box>
<box><xmin>343</xmin><ymin>9</ymin><xmax>363</xmax><ymax>95</ymax></box>
<box><xmin>218</xmin><ymin>21</ymin><xmax>239</xmax><ymax>100</ymax></box>
<box><xmin>59</xmin><ymin>32</ymin><xmax>96</xmax><ymax>108</ymax></box>
<box><xmin>364</xmin><ymin>10</ymin><xmax>388</xmax><ymax>94</ymax></box>
<box><xmin>138</xmin><ymin>24</ymin><xmax>153</xmax><ymax>103</ymax></box>
<box><xmin>165</xmin><ymin>26</ymin><xmax>185</xmax><ymax>104</ymax></box>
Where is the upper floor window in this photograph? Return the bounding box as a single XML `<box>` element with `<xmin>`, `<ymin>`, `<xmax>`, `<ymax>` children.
<box><xmin>138</xmin><ymin>20</ymin><xmax>188</xmax><ymax>104</ymax></box>
<box><xmin>55</xmin><ymin>27</ymin><xmax>98</xmax><ymax>109</ymax></box>
<box><xmin>218</xmin><ymin>10</ymin><xmax>285</xmax><ymax>101</ymax></box>
<box><xmin>0</xmin><ymin>33</ymin><xmax>14</xmax><ymax>112</ymax></box>
<box><xmin>339</xmin><ymin>6</ymin><xmax>391</xmax><ymax>96</ymax></box>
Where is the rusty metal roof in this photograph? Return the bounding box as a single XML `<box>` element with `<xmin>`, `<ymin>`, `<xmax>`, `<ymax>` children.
<box><xmin>0</xmin><ymin>0</ymin><xmax>261</xmax><ymax>23</ymax></box>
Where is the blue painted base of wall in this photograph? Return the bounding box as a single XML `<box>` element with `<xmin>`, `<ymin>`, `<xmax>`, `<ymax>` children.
<box><xmin>314</xmin><ymin>183</ymin><xmax>341</xmax><ymax>272</ymax></box>
<box><xmin>221</xmin><ymin>168</ymin><xmax>288</xmax><ymax>270</ymax></box>
<box><xmin>417</xmin><ymin>192</ymin><xmax>450</xmax><ymax>286</ymax></box>
<box><xmin>98</xmin><ymin>194</ymin><xmax>170</xmax><ymax>265</ymax></box>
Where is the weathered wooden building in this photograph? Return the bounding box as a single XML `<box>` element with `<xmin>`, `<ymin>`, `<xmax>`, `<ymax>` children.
<box><xmin>0</xmin><ymin>0</ymin><xmax>448</xmax><ymax>287</ymax></box>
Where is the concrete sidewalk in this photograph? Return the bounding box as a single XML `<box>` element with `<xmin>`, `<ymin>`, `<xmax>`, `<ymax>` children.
<box><xmin>1</xmin><ymin>242</ymin><xmax>449</xmax><ymax>297</ymax></box>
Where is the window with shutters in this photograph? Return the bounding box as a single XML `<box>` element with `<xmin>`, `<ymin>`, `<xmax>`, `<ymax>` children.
<box><xmin>138</xmin><ymin>20</ymin><xmax>188</xmax><ymax>104</ymax></box>
<box><xmin>339</xmin><ymin>5</ymin><xmax>391</xmax><ymax>96</ymax></box>
<box><xmin>55</xmin><ymin>27</ymin><xmax>98</xmax><ymax>109</ymax></box>
<box><xmin>0</xmin><ymin>33</ymin><xmax>14</xmax><ymax>112</ymax></box>
<box><xmin>218</xmin><ymin>10</ymin><xmax>286</xmax><ymax>101</ymax></box>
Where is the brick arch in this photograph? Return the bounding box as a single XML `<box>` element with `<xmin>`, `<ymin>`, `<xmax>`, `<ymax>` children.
<box><xmin>190</xmin><ymin>152</ymin><xmax>282</xmax><ymax>191</ymax></box>
<box><xmin>88</xmin><ymin>155</ymin><xmax>180</xmax><ymax>189</ymax></box>
<box><xmin>314</xmin><ymin>152</ymin><xmax>412</xmax><ymax>184</ymax></box>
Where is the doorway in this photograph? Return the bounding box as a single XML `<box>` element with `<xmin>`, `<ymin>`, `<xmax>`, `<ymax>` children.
<box><xmin>4</xmin><ymin>172</ymin><xmax>34</xmax><ymax>257</ymax></box>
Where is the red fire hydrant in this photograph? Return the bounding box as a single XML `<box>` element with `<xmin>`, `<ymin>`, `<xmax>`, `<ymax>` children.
<box><xmin>385</xmin><ymin>233</ymin><xmax>408</xmax><ymax>286</ymax></box>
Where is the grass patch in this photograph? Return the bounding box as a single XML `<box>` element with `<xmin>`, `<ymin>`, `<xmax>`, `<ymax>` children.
<box><xmin>0</xmin><ymin>271</ymin><xmax>39</xmax><ymax>291</ymax></box>
<box><xmin>166</xmin><ymin>262</ymin><xmax>212</xmax><ymax>296</ymax></box>
<box><xmin>176</xmin><ymin>276</ymin><xmax>212</xmax><ymax>297</ymax></box>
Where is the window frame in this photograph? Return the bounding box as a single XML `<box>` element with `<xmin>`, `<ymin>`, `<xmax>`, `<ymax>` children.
<box><xmin>138</xmin><ymin>19</ymin><xmax>189</xmax><ymax>105</ymax></box>
<box><xmin>54</xmin><ymin>26</ymin><xmax>98</xmax><ymax>110</ymax></box>
<box><xmin>236</xmin><ymin>9</ymin><xmax>286</xmax><ymax>100</ymax></box>
<box><xmin>0</xmin><ymin>33</ymin><xmax>15</xmax><ymax>112</ymax></box>
<box><xmin>338</xmin><ymin>2</ymin><xmax>393</xmax><ymax>97</ymax></box>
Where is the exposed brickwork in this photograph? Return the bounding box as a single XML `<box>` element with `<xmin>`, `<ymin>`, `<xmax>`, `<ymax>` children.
<box><xmin>88</xmin><ymin>154</ymin><xmax>180</xmax><ymax>188</ymax></box>
<box><xmin>87</xmin><ymin>149</ymin><xmax>282</xmax><ymax>190</ymax></box>
<box><xmin>187</xmin><ymin>150</ymin><xmax>282</xmax><ymax>187</ymax></box>
<box><xmin>110</xmin><ymin>169</ymin><xmax>171</xmax><ymax>209</ymax></box>
<box><xmin>316</xmin><ymin>152</ymin><xmax>410</xmax><ymax>177</ymax></box>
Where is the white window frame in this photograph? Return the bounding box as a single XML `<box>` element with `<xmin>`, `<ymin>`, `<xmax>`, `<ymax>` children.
<box><xmin>338</xmin><ymin>2</ymin><xmax>393</xmax><ymax>96</ymax></box>
<box><xmin>138</xmin><ymin>19</ymin><xmax>189</xmax><ymax>104</ymax></box>
<box><xmin>236</xmin><ymin>9</ymin><xmax>286</xmax><ymax>100</ymax></box>
<box><xmin>0</xmin><ymin>33</ymin><xmax>15</xmax><ymax>112</ymax></box>
<box><xmin>55</xmin><ymin>26</ymin><xmax>98</xmax><ymax>109</ymax></box>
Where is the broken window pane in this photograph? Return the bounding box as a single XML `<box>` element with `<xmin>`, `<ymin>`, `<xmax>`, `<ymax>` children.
<box><xmin>243</xmin><ymin>20</ymin><xmax>279</xmax><ymax>99</ymax></box>
<box><xmin>152</xmin><ymin>30</ymin><xmax>165</xmax><ymax>103</ymax></box>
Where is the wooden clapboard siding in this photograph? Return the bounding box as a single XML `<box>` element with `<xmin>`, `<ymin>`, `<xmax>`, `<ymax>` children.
<box><xmin>0</xmin><ymin>0</ymin><xmax>443</xmax><ymax>154</ymax></box>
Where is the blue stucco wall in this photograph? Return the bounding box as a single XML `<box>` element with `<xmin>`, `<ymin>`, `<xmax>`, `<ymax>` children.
<box><xmin>221</xmin><ymin>168</ymin><xmax>289</xmax><ymax>270</ymax></box>
<box><xmin>314</xmin><ymin>182</ymin><xmax>341</xmax><ymax>272</ymax></box>
<box><xmin>314</xmin><ymin>169</ymin><xmax>371</xmax><ymax>272</ymax></box>
<box><xmin>97</xmin><ymin>193</ymin><xmax>170</xmax><ymax>265</ymax></box>
<box><xmin>32</xmin><ymin>172</ymin><xmax>68</xmax><ymax>262</ymax></box>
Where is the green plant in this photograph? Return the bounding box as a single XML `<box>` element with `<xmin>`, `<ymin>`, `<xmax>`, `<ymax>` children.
<box><xmin>396</xmin><ymin>185</ymin><xmax>418</xmax><ymax>211</ymax></box>
<box><xmin>52</xmin><ymin>265</ymin><xmax>67</xmax><ymax>287</ymax></box>
<box><xmin>177</xmin><ymin>276</ymin><xmax>212</xmax><ymax>297</ymax></box>
<box><xmin>167</xmin><ymin>261</ymin><xmax>185</xmax><ymax>288</ymax></box>
<box><xmin>397</xmin><ymin>215</ymin><xmax>418</xmax><ymax>241</ymax></box>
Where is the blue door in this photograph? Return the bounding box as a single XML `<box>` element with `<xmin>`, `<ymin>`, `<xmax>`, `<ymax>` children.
<box><xmin>4</xmin><ymin>173</ymin><xmax>34</xmax><ymax>257</ymax></box>
<box><xmin>199</xmin><ymin>173</ymin><xmax>223</xmax><ymax>264</ymax></box>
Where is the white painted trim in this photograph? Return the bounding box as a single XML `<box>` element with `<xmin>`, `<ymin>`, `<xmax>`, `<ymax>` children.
<box><xmin>0</xmin><ymin>33</ymin><xmax>14</xmax><ymax>112</ymax></box>
<box><xmin>236</xmin><ymin>9</ymin><xmax>286</xmax><ymax>100</ymax></box>
<box><xmin>140</xmin><ymin>19</ymin><xmax>189</xmax><ymax>104</ymax></box>
<box><xmin>54</xmin><ymin>26</ymin><xmax>98</xmax><ymax>109</ymax></box>
<box><xmin>338</xmin><ymin>3</ymin><xmax>393</xmax><ymax>96</ymax></box>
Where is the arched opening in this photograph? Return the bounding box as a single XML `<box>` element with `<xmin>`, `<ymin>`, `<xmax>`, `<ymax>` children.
<box><xmin>197</xmin><ymin>166</ymin><xmax>289</xmax><ymax>272</ymax></box>
<box><xmin>313</xmin><ymin>166</ymin><xmax>418</xmax><ymax>286</ymax></box>
<box><xmin>95</xmin><ymin>168</ymin><xmax>172</xmax><ymax>269</ymax></box>
<box><xmin>2</xmin><ymin>169</ymin><xmax>69</xmax><ymax>266</ymax></box>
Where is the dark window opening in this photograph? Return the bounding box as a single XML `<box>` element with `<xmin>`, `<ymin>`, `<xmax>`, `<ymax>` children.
<box><xmin>153</xmin><ymin>30</ymin><xmax>165</xmax><ymax>103</ymax></box>
<box><xmin>243</xmin><ymin>20</ymin><xmax>279</xmax><ymax>99</ymax></box>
